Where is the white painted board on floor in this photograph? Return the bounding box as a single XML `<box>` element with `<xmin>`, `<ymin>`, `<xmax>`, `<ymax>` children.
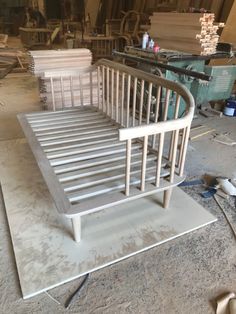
<box><xmin>0</xmin><ymin>139</ymin><xmax>217</xmax><ymax>299</ymax></box>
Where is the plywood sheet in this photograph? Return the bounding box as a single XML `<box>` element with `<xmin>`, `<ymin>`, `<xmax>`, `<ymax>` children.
<box><xmin>0</xmin><ymin>139</ymin><xmax>217</xmax><ymax>299</ymax></box>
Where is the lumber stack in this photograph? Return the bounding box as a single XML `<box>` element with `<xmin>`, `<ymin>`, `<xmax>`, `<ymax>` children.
<box><xmin>149</xmin><ymin>13</ymin><xmax>223</xmax><ymax>55</ymax></box>
<box><xmin>29</xmin><ymin>49</ymin><xmax>92</xmax><ymax>76</ymax></box>
<box><xmin>29</xmin><ymin>49</ymin><xmax>93</xmax><ymax>109</ymax></box>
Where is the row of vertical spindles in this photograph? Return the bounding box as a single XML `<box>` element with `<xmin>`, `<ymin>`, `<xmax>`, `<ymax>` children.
<box><xmin>100</xmin><ymin>66</ymin><xmax>157</xmax><ymax>128</ymax></box>
<box><xmin>49</xmin><ymin>72</ymin><xmax>99</xmax><ymax>111</ymax></box>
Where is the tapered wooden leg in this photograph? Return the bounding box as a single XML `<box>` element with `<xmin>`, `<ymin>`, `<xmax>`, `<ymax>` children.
<box><xmin>163</xmin><ymin>188</ymin><xmax>172</xmax><ymax>209</ymax></box>
<box><xmin>72</xmin><ymin>216</ymin><xmax>81</xmax><ymax>243</ymax></box>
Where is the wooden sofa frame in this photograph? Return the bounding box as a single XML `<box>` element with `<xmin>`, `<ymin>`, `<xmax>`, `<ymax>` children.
<box><xmin>18</xmin><ymin>59</ymin><xmax>194</xmax><ymax>242</ymax></box>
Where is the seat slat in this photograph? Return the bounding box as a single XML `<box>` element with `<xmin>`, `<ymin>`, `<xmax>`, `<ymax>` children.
<box><xmin>33</xmin><ymin>117</ymin><xmax>110</xmax><ymax>132</ymax></box>
<box><xmin>41</xmin><ymin>130</ymin><xmax>118</xmax><ymax>147</ymax></box>
<box><xmin>67</xmin><ymin>169</ymin><xmax>169</xmax><ymax>203</ymax></box>
<box><xmin>38</xmin><ymin>125</ymin><xmax>118</xmax><ymax>142</ymax></box>
<box><xmin>25</xmin><ymin>107</ymin><xmax>90</xmax><ymax>118</ymax></box>
<box><xmin>53</xmin><ymin>150</ymin><xmax>144</xmax><ymax>174</ymax></box>
<box><xmin>58</xmin><ymin>155</ymin><xmax>158</xmax><ymax>183</ymax></box>
<box><xmin>28</xmin><ymin>111</ymin><xmax>100</xmax><ymax>123</ymax></box>
<box><xmin>63</xmin><ymin>165</ymin><xmax>156</xmax><ymax>193</ymax></box>
<box><xmin>35</xmin><ymin>120</ymin><xmax>114</xmax><ymax>136</ymax></box>
<box><xmin>30</xmin><ymin>113</ymin><xmax>106</xmax><ymax>128</ymax></box>
<box><xmin>50</xmin><ymin>143</ymin><xmax>142</xmax><ymax>166</ymax></box>
<box><xmin>47</xmin><ymin>140</ymin><xmax>123</xmax><ymax>159</ymax></box>
<box><xmin>43</xmin><ymin>136</ymin><xmax>118</xmax><ymax>153</ymax></box>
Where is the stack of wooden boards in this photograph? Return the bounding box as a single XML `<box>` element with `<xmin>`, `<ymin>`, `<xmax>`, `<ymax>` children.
<box><xmin>149</xmin><ymin>13</ymin><xmax>224</xmax><ymax>55</ymax></box>
<box><xmin>29</xmin><ymin>49</ymin><xmax>93</xmax><ymax>110</ymax></box>
<box><xmin>29</xmin><ymin>49</ymin><xmax>92</xmax><ymax>76</ymax></box>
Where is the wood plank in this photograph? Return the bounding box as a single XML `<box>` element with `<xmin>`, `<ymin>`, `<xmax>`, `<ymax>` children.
<box><xmin>149</xmin><ymin>12</ymin><xmax>220</xmax><ymax>55</ymax></box>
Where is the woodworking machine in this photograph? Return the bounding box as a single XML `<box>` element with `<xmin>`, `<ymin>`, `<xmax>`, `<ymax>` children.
<box><xmin>113</xmin><ymin>46</ymin><xmax>236</xmax><ymax>118</ymax></box>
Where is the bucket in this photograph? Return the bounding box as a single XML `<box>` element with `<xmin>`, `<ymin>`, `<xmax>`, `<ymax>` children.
<box><xmin>66</xmin><ymin>39</ymin><xmax>74</xmax><ymax>49</ymax></box>
<box><xmin>224</xmin><ymin>99</ymin><xmax>236</xmax><ymax>116</ymax></box>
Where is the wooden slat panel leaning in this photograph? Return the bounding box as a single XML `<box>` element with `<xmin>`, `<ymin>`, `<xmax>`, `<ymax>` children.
<box><xmin>29</xmin><ymin>49</ymin><xmax>93</xmax><ymax>110</ymax></box>
<box><xmin>18</xmin><ymin>59</ymin><xmax>194</xmax><ymax>242</ymax></box>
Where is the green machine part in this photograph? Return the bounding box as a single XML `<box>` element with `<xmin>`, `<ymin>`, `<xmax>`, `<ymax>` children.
<box><xmin>165</xmin><ymin>59</ymin><xmax>205</xmax><ymax>118</ymax></box>
<box><xmin>191</xmin><ymin>65</ymin><xmax>236</xmax><ymax>105</ymax></box>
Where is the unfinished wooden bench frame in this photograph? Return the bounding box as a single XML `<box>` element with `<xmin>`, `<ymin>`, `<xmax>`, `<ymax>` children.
<box><xmin>18</xmin><ymin>59</ymin><xmax>194</xmax><ymax>243</ymax></box>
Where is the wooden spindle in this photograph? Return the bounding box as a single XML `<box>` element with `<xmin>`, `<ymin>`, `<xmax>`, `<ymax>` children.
<box><xmin>126</xmin><ymin>75</ymin><xmax>131</xmax><ymax>127</ymax></box>
<box><xmin>111</xmin><ymin>68</ymin><xmax>114</xmax><ymax>119</ymax></box>
<box><xmin>79</xmin><ymin>75</ymin><xmax>84</xmax><ymax>106</ymax></box>
<box><xmin>174</xmin><ymin>94</ymin><xmax>181</xmax><ymax>119</ymax></box>
<box><xmin>155</xmin><ymin>132</ymin><xmax>164</xmax><ymax>187</ymax></box>
<box><xmin>121</xmin><ymin>73</ymin><xmax>125</xmax><ymax>126</ymax></box>
<box><xmin>132</xmin><ymin>77</ymin><xmax>137</xmax><ymax>126</ymax></box>
<box><xmin>152</xmin><ymin>86</ymin><xmax>161</xmax><ymax>148</ymax></box>
<box><xmin>106</xmin><ymin>67</ymin><xmax>109</xmax><ymax>116</ymax></box>
<box><xmin>168</xmin><ymin>94</ymin><xmax>181</xmax><ymax>160</ymax></box>
<box><xmin>70</xmin><ymin>76</ymin><xmax>74</xmax><ymax>107</ymax></box>
<box><xmin>139</xmin><ymin>80</ymin><xmax>144</xmax><ymax>125</ymax></box>
<box><xmin>125</xmin><ymin>139</ymin><xmax>132</xmax><ymax>196</ymax></box>
<box><xmin>102</xmin><ymin>66</ymin><xmax>105</xmax><ymax>113</ymax></box>
<box><xmin>60</xmin><ymin>76</ymin><xmax>65</xmax><ymax>109</ymax></box>
<box><xmin>50</xmin><ymin>77</ymin><xmax>55</xmax><ymax>111</ymax></box>
<box><xmin>97</xmin><ymin>67</ymin><xmax>101</xmax><ymax>109</ymax></box>
<box><xmin>170</xmin><ymin>129</ymin><xmax>179</xmax><ymax>183</ymax></box>
<box><xmin>146</xmin><ymin>82</ymin><xmax>153</xmax><ymax>124</ymax></box>
<box><xmin>116</xmin><ymin>70</ymin><xmax>119</xmax><ymax>122</ymax></box>
<box><xmin>178</xmin><ymin>127</ymin><xmax>186</xmax><ymax>169</ymax></box>
<box><xmin>141</xmin><ymin>135</ymin><xmax>148</xmax><ymax>192</ymax></box>
<box><xmin>90</xmin><ymin>71</ymin><xmax>93</xmax><ymax>106</ymax></box>
<box><xmin>163</xmin><ymin>89</ymin><xmax>170</xmax><ymax>121</ymax></box>
<box><xmin>179</xmin><ymin>126</ymin><xmax>190</xmax><ymax>176</ymax></box>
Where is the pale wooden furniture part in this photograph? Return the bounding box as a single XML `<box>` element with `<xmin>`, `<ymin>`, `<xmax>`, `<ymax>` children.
<box><xmin>19</xmin><ymin>27</ymin><xmax>53</xmax><ymax>49</ymax></box>
<box><xmin>18</xmin><ymin>59</ymin><xmax>194</xmax><ymax>243</ymax></box>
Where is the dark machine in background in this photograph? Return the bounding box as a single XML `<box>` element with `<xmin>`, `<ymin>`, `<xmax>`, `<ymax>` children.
<box><xmin>114</xmin><ymin>46</ymin><xmax>236</xmax><ymax>118</ymax></box>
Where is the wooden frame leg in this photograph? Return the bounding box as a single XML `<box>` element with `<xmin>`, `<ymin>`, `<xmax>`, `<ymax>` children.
<box><xmin>163</xmin><ymin>188</ymin><xmax>172</xmax><ymax>209</ymax></box>
<box><xmin>71</xmin><ymin>216</ymin><xmax>81</xmax><ymax>243</ymax></box>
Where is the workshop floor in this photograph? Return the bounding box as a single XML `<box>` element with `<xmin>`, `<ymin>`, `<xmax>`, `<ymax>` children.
<box><xmin>1</xmin><ymin>43</ymin><xmax>236</xmax><ymax>313</ymax></box>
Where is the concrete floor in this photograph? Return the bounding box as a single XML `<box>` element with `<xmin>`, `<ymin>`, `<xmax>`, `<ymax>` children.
<box><xmin>0</xmin><ymin>43</ymin><xmax>236</xmax><ymax>313</ymax></box>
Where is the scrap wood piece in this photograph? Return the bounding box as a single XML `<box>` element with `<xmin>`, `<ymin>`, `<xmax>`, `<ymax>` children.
<box><xmin>191</xmin><ymin>124</ymin><xmax>205</xmax><ymax>130</ymax></box>
<box><xmin>46</xmin><ymin>26</ymin><xmax>61</xmax><ymax>46</ymax></box>
<box><xmin>190</xmin><ymin>126</ymin><xmax>215</xmax><ymax>140</ymax></box>
<box><xmin>0</xmin><ymin>49</ymin><xmax>25</xmax><ymax>58</ymax></box>
<box><xmin>206</xmin><ymin>108</ymin><xmax>223</xmax><ymax>117</ymax></box>
<box><xmin>213</xmin><ymin>133</ymin><xmax>236</xmax><ymax>146</ymax></box>
<box><xmin>0</xmin><ymin>56</ymin><xmax>18</xmax><ymax>79</ymax></box>
<box><xmin>199</xmin><ymin>109</ymin><xmax>215</xmax><ymax>118</ymax></box>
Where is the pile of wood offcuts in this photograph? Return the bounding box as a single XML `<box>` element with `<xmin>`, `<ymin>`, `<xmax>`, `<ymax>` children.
<box><xmin>149</xmin><ymin>13</ymin><xmax>223</xmax><ymax>55</ymax></box>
